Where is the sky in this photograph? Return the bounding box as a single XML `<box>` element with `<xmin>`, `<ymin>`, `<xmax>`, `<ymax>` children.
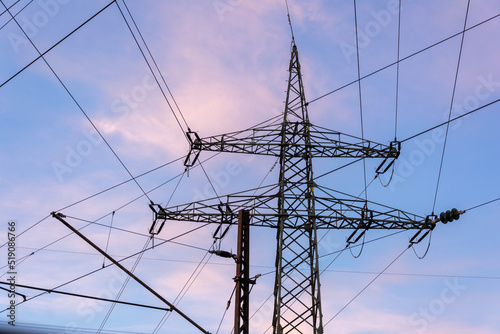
<box><xmin>1</xmin><ymin>0</ymin><xmax>500</xmax><ymax>333</ymax></box>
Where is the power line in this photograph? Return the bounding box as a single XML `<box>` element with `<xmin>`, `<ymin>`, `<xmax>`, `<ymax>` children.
<box><xmin>432</xmin><ymin>0</ymin><xmax>471</xmax><ymax>213</ymax></box>
<box><xmin>400</xmin><ymin>97</ymin><xmax>500</xmax><ymax>143</ymax></box>
<box><xmin>305</xmin><ymin>12</ymin><xmax>500</xmax><ymax>106</ymax></box>
<box><xmin>466</xmin><ymin>196</ymin><xmax>500</xmax><ymax>212</ymax></box>
<box><xmin>120</xmin><ymin>0</ymin><xmax>190</xmax><ymax>130</ymax></box>
<box><xmin>0</xmin><ymin>0</ymin><xmax>117</xmax><ymax>88</ymax></box>
<box><xmin>2</xmin><ymin>0</ymin><xmax>152</xmax><ymax>202</ymax></box>
<box><xmin>1</xmin><ymin>220</ymin><xmax>212</xmax><ymax>319</ymax></box>
<box><xmin>324</xmin><ymin>245</ymin><xmax>410</xmax><ymax>327</ymax></box>
<box><xmin>0</xmin><ymin>156</ymin><xmax>183</xmax><ymax>251</ymax></box>
<box><xmin>394</xmin><ymin>0</ymin><xmax>402</xmax><ymax>140</ymax></box>
<box><xmin>97</xmin><ymin>237</ymin><xmax>152</xmax><ymax>333</ymax></box>
<box><xmin>0</xmin><ymin>0</ymin><xmax>32</xmax><ymax>31</ymax></box>
<box><xmin>353</xmin><ymin>0</ymin><xmax>368</xmax><ymax>201</ymax></box>
<box><xmin>0</xmin><ymin>281</ymin><xmax>170</xmax><ymax>311</ymax></box>
<box><xmin>114</xmin><ymin>1</ymin><xmax>189</xmax><ymax>137</ymax></box>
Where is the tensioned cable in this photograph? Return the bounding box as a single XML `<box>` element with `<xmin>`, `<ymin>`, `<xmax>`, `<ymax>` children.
<box><xmin>432</xmin><ymin>0</ymin><xmax>471</xmax><ymax>213</ymax></box>
<box><xmin>120</xmin><ymin>0</ymin><xmax>190</xmax><ymax>130</ymax></box>
<box><xmin>97</xmin><ymin>237</ymin><xmax>152</xmax><ymax>333</ymax></box>
<box><xmin>353</xmin><ymin>0</ymin><xmax>368</xmax><ymax>201</ymax></box>
<box><xmin>304</xmin><ymin>12</ymin><xmax>500</xmax><ymax>107</ymax></box>
<box><xmin>401</xmin><ymin>97</ymin><xmax>500</xmax><ymax>143</ymax></box>
<box><xmin>103</xmin><ymin>211</ymin><xmax>115</xmax><ymax>267</ymax></box>
<box><xmin>1</xmin><ymin>0</ymin><xmax>153</xmax><ymax>204</ymax></box>
<box><xmin>323</xmin><ymin>244</ymin><xmax>410</xmax><ymax>327</ymax></box>
<box><xmin>0</xmin><ymin>322</ymin><xmax>155</xmax><ymax>334</ymax></box>
<box><xmin>0</xmin><ymin>0</ymin><xmax>20</xmax><ymax>16</ymax></box>
<box><xmin>394</xmin><ymin>0</ymin><xmax>402</xmax><ymax>140</ymax></box>
<box><xmin>466</xmin><ymin>196</ymin><xmax>500</xmax><ymax>211</ymax></box>
<box><xmin>314</xmin><ymin>158</ymin><xmax>363</xmax><ymax>180</ymax></box>
<box><xmin>0</xmin><ymin>152</ymin><xmax>220</xmax><ymax>265</ymax></box>
<box><xmin>0</xmin><ymin>221</ymin><xmax>211</xmax><ymax>314</ymax></box>
<box><xmin>0</xmin><ymin>156</ymin><xmax>183</xmax><ymax>250</ymax></box>
<box><xmin>0</xmin><ymin>0</ymin><xmax>32</xmax><ymax>31</ymax></box>
<box><xmin>152</xmin><ymin>248</ymin><xmax>214</xmax><ymax>333</ymax></box>
<box><xmin>216</xmin><ymin>284</ymin><xmax>237</xmax><ymax>334</ymax></box>
<box><xmin>0</xmin><ymin>0</ymin><xmax>117</xmax><ymax>88</ymax></box>
<box><xmin>114</xmin><ymin>1</ymin><xmax>188</xmax><ymax>138</ymax></box>
<box><xmin>65</xmin><ymin>215</ymin><xmax>209</xmax><ymax>252</ymax></box>
<box><xmin>0</xmin><ymin>281</ymin><xmax>169</xmax><ymax>311</ymax></box>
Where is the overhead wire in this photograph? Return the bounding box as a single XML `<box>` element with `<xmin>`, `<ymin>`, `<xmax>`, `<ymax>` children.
<box><xmin>152</xmin><ymin>247</ymin><xmax>215</xmax><ymax>333</ymax></box>
<box><xmin>120</xmin><ymin>0</ymin><xmax>190</xmax><ymax>130</ymax></box>
<box><xmin>0</xmin><ymin>0</ymin><xmax>32</xmax><ymax>31</ymax></box>
<box><xmin>1</xmin><ymin>0</ymin><xmax>153</xmax><ymax>205</ymax></box>
<box><xmin>103</xmin><ymin>211</ymin><xmax>115</xmax><ymax>267</ymax></box>
<box><xmin>323</xmin><ymin>244</ymin><xmax>411</xmax><ymax>327</ymax></box>
<box><xmin>0</xmin><ymin>152</ymin><xmax>220</xmax><ymax>276</ymax></box>
<box><xmin>394</xmin><ymin>0</ymin><xmax>402</xmax><ymax>141</ymax></box>
<box><xmin>97</xmin><ymin>237</ymin><xmax>153</xmax><ymax>334</ymax></box>
<box><xmin>0</xmin><ymin>281</ymin><xmax>170</xmax><ymax>311</ymax></box>
<box><xmin>304</xmin><ymin>12</ymin><xmax>500</xmax><ymax>107</ymax></box>
<box><xmin>0</xmin><ymin>0</ymin><xmax>117</xmax><ymax>89</ymax></box>
<box><xmin>216</xmin><ymin>284</ymin><xmax>237</xmax><ymax>334</ymax></box>
<box><xmin>353</xmin><ymin>0</ymin><xmax>368</xmax><ymax>201</ymax></box>
<box><xmin>432</xmin><ymin>0</ymin><xmax>471</xmax><ymax>213</ymax></box>
<box><xmin>400</xmin><ymin>97</ymin><xmax>500</xmax><ymax>143</ymax></box>
<box><xmin>114</xmin><ymin>1</ymin><xmax>188</xmax><ymax>137</ymax></box>
<box><xmin>466</xmin><ymin>196</ymin><xmax>500</xmax><ymax>211</ymax></box>
<box><xmin>0</xmin><ymin>220</ymin><xmax>212</xmax><ymax>314</ymax></box>
<box><xmin>115</xmin><ymin>0</ymin><xmax>226</xmax><ymax>206</ymax></box>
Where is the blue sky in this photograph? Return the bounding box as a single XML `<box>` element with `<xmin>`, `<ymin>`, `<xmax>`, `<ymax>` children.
<box><xmin>1</xmin><ymin>0</ymin><xmax>500</xmax><ymax>333</ymax></box>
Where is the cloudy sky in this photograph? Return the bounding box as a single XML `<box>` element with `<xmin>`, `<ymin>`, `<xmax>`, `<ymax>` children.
<box><xmin>1</xmin><ymin>0</ymin><xmax>500</xmax><ymax>333</ymax></box>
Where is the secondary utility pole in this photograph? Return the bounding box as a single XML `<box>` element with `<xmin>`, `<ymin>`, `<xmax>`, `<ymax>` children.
<box><xmin>149</xmin><ymin>41</ymin><xmax>462</xmax><ymax>333</ymax></box>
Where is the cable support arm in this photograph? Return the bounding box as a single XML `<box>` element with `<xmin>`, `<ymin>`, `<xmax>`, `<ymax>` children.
<box><xmin>149</xmin><ymin>187</ymin><xmax>452</xmax><ymax>231</ymax></box>
<box><xmin>184</xmin><ymin>123</ymin><xmax>400</xmax><ymax>168</ymax></box>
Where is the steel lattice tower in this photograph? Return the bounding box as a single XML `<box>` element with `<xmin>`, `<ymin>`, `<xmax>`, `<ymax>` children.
<box><xmin>149</xmin><ymin>42</ymin><xmax>450</xmax><ymax>333</ymax></box>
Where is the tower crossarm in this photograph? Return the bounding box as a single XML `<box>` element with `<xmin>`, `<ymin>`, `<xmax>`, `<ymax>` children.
<box><xmin>183</xmin><ymin>123</ymin><xmax>400</xmax><ymax>167</ymax></box>
<box><xmin>149</xmin><ymin>186</ymin><xmax>433</xmax><ymax>233</ymax></box>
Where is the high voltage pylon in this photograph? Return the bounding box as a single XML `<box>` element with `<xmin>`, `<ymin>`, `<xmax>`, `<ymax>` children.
<box><xmin>149</xmin><ymin>42</ymin><xmax>462</xmax><ymax>333</ymax></box>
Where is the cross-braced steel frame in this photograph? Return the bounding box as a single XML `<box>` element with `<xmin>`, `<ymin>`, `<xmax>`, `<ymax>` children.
<box><xmin>149</xmin><ymin>43</ymin><xmax>440</xmax><ymax>333</ymax></box>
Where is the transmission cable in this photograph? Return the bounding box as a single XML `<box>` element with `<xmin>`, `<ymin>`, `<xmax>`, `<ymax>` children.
<box><xmin>353</xmin><ymin>0</ymin><xmax>368</xmax><ymax>201</ymax></box>
<box><xmin>466</xmin><ymin>196</ymin><xmax>500</xmax><ymax>211</ymax></box>
<box><xmin>432</xmin><ymin>0</ymin><xmax>471</xmax><ymax>213</ymax></box>
<box><xmin>152</xmin><ymin>247</ymin><xmax>214</xmax><ymax>333</ymax></box>
<box><xmin>102</xmin><ymin>211</ymin><xmax>115</xmax><ymax>267</ymax></box>
<box><xmin>114</xmin><ymin>1</ymin><xmax>188</xmax><ymax>137</ymax></box>
<box><xmin>120</xmin><ymin>0</ymin><xmax>190</xmax><ymax>130</ymax></box>
<box><xmin>1</xmin><ymin>221</ymin><xmax>212</xmax><ymax>314</ymax></box>
<box><xmin>216</xmin><ymin>284</ymin><xmax>237</xmax><ymax>334</ymax></box>
<box><xmin>305</xmin><ymin>12</ymin><xmax>500</xmax><ymax>107</ymax></box>
<box><xmin>394</xmin><ymin>0</ymin><xmax>402</xmax><ymax>141</ymax></box>
<box><xmin>401</xmin><ymin>97</ymin><xmax>500</xmax><ymax>143</ymax></box>
<box><xmin>0</xmin><ymin>0</ymin><xmax>28</xmax><ymax>31</ymax></box>
<box><xmin>323</xmin><ymin>244</ymin><xmax>410</xmax><ymax>327</ymax></box>
<box><xmin>0</xmin><ymin>0</ymin><xmax>116</xmax><ymax>88</ymax></box>
<box><xmin>97</xmin><ymin>237</ymin><xmax>152</xmax><ymax>333</ymax></box>
<box><xmin>1</xmin><ymin>0</ymin><xmax>153</xmax><ymax>205</ymax></box>
<box><xmin>0</xmin><ymin>281</ymin><xmax>169</xmax><ymax>311</ymax></box>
